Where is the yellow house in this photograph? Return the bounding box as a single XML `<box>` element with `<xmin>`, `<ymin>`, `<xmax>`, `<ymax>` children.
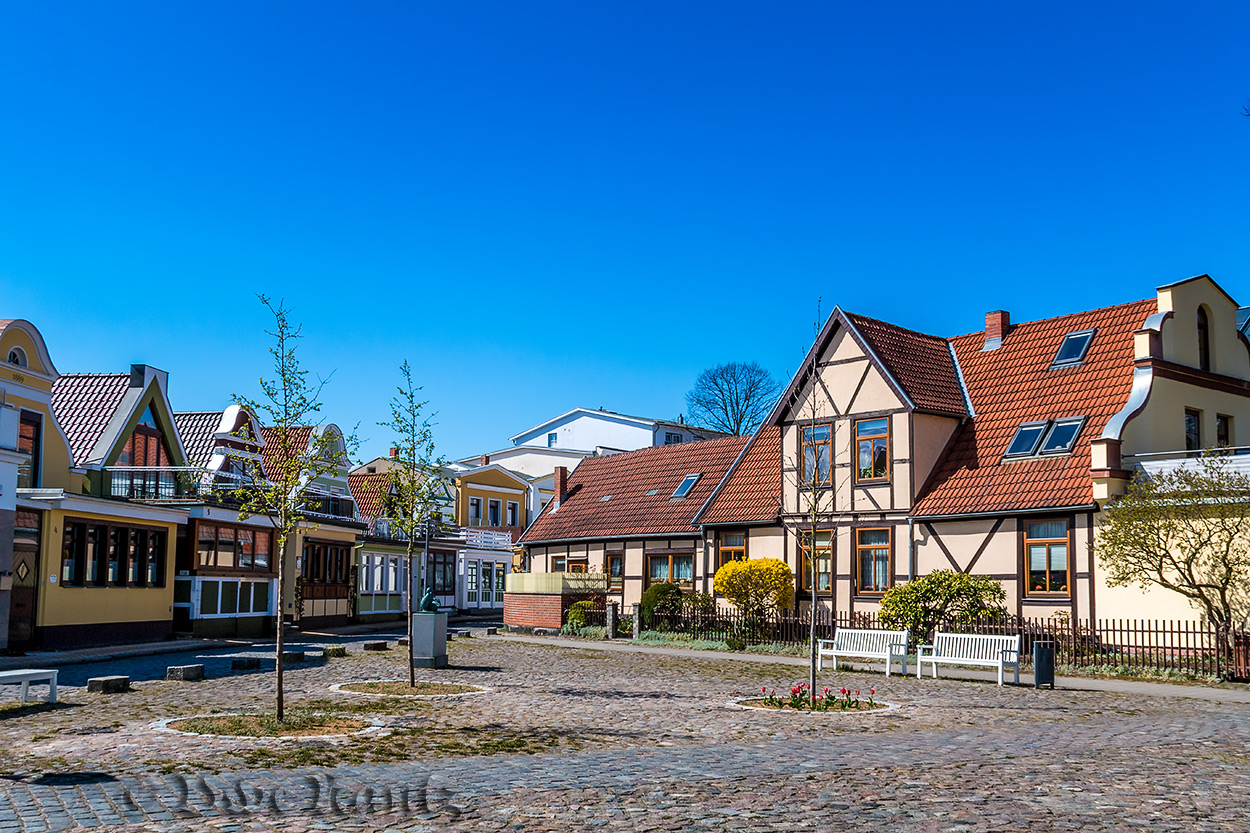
<box><xmin>8</xmin><ymin>334</ymin><xmax>189</xmax><ymax>649</ymax></box>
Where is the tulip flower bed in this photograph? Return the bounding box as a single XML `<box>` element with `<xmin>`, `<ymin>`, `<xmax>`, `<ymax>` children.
<box><xmin>740</xmin><ymin>683</ymin><xmax>886</xmax><ymax>713</ymax></box>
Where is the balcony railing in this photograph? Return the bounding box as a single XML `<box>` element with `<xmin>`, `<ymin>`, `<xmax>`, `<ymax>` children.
<box><xmin>299</xmin><ymin>491</ymin><xmax>358</xmax><ymax>521</ymax></box>
<box><xmin>103</xmin><ymin>466</ymin><xmax>219</xmax><ymax>500</ymax></box>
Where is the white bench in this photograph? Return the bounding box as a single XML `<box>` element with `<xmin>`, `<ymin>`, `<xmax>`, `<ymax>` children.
<box><xmin>0</xmin><ymin>669</ymin><xmax>58</xmax><ymax>703</ymax></box>
<box><xmin>917</xmin><ymin>632</ymin><xmax>1020</xmax><ymax>686</ymax></box>
<box><xmin>817</xmin><ymin>627</ymin><xmax>910</xmax><ymax>676</ymax></box>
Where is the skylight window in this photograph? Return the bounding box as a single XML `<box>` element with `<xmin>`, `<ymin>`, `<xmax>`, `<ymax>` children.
<box><xmin>645</xmin><ymin>489</ymin><xmax>659</xmax><ymax>496</ymax></box>
<box><xmin>672</xmin><ymin>473</ymin><xmax>701</xmax><ymax>499</ymax></box>
<box><xmin>1039</xmin><ymin>418</ymin><xmax>1084</xmax><ymax>454</ymax></box>
<box><xmin>1005</xmin><ymin>423</ymin><xmax>1048</xmax><ymax>457</ymax></box>
<box><xmin>1051</xmin><ymin>329</ymin><xmax>1096</xmax><ymax>368</ymax></box>
<box><xmin>599</xmin><ymin>494</ymin><xmax>612</xmax><ymax>502</ymax></box>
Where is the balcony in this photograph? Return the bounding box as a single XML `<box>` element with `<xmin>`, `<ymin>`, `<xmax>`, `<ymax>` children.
<box><xmin>104</xmin><ymin>466</ymin><xmax>212</xmax><ymax>501</ymax></box>
<box><xmin>299</xmin><ymin>491</ymin><xmax>358</xmax><ymax>521</ymax></box>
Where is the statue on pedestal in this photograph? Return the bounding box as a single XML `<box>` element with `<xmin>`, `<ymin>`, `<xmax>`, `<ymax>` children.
<box><xmin>419</xmin><ymin>586</ymin><xmax>439</xmax><ymax>613</ymax></box>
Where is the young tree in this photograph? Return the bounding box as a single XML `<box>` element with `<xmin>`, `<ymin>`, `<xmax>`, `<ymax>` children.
<box><xmin>1099</xmin><ymin>454</ymin><xmax>1250</xmax><ymax>631</ymax></box>
<box><xmin>685</xmin><ymin>361</ymin><xmax>780</xmax><ymax>435</ymax></box>
<box><xmin>231</xmin><ymin>296</ymin><xmax>353</xmax><ymax>722</ymax></box>
<box><xmin>378</xmin><ymin>360</ymin><xmax>451</xmax><ymax>686</ymax></box>
<box><xmin>878</xmin><ymin>570</ymin><xmax>1006</xmax><ymax>643</ymax></box>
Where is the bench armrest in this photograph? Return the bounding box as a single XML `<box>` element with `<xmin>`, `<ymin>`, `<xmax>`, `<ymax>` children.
<box><xmin>1000</xmin><ymin>648</ymin><xmax>1019</xmax><ymax>660</ymax></box>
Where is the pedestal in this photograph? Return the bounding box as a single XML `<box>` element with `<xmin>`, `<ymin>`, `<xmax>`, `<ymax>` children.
<box><xmin>412</xmin><ymin>612</ymin><xmax>449</xmax><ymax>669</ymax></box>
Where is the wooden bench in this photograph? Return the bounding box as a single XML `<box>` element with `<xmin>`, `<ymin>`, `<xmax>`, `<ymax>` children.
<box><xmin>917</xmin><ymin>632</ymin><xmax>1020</xmax><ymax>686</ymax></box>
<box><xmin>817</xmin><ymin>627</ymin><xmax>910</xmax><ymax>676</ymax></box>
<box><xmin>0</xmin><ymin>669</ymin><xmax>58</xmax><ymax>703</ymax></box>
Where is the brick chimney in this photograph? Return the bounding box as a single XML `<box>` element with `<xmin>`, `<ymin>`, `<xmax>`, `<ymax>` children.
<box><xmin>982</xmin><ymin>310</ymin><xmax>1010</xmax><ymax>351</ymax></box>
<box><xmin>388</xmin><ymin>446</ymin><xmax>398</xmax><ymax>459</ymax></box>
<box><xmin>553</xmin><ymin>466</ymin><xmax>568</xmax><ymax>509</ymax></box>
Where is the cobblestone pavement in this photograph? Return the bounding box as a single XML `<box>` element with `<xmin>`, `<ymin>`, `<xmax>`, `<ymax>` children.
<box><xmin>1</xmin><ymin>635</ymin><xmax>1249</xmax><ymax>831</ymax></box>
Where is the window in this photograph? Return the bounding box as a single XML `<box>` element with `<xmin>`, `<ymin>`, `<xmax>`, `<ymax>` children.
<box><xmin>468</xmin><ymin>497</ymin><xmax>482</xmax><ymax>524</ymax></box>
<box><xmin>1197</xmin><ymin>307</ymin><xmax>1211</xmax><ymax>372</ymax></box>
<box><xmin>855</xmin><ymin>528</ymin><xmax>891</xmax><ymax>594</ymax></box>
<box><xmin>426</xmin><ymin>550</ymin><xmax>456</xmax><ymax>594</ymax></box>
<box><xmin>1218</xmin><ymin>415</ymin><xmax>1233</xmax><ymax>448</ymax></box>
<box><xmin>800</xmin><ymin>531</ymin><xmax>833</xmax><ymax>593</ymax></box>
<box><xmin>1005</xmin><ymin>423</ymin><xmax>1048</xmax><ymax>457</ymax></box>
<box><xmin>552</xmin><ymin>556</ymin><xmax>567</xmax><ymax>572</ymax></box>
<box><xmin>801</xmin><ymin>425</ymin><xmax>832</xmax><ymax>485</ymax></box>
<box><xmin>1051</xmin><ymin>329</ymin><xmax>1095</xmax><ymax>368</ymax></box>
<box><xmin>1185</xmin><ymin>409</ymin><xmax>1202</xmax><ymax>452</ymax></box>
<box><xmin>196</xmin><ymin>522</ymin><xmax>273</xmax><ymax>573</ymax></box>
<box><xmin>488</xmin><ymin>498</ymin><xmax>502</xmax><ymax>526</ymax></box>
<box><xmin>717</xmin><ymin>531</ymin><xmax>747</xmax><ymax>571</ymax></box>
<box><xmin>1039</xmin><ymin>418</ymin><xmax>1084</xmax><ymax>454</ymax></box>
<box><xmin>567</xmin><ymin>561</ymin><xmax>587</xmax><ymax>573</ymax></box>
<box><xmin>672</xmin><ymin>473</ymin><xmax>701</xmax><ymax>499</ymax></box>
<box><xmin>547</xmin><ymin>432</ymin><xmax>558</xmax><ymax>447</ymax></box>
<box><xmin>466</xmin><ymin>562</ymin><xmax>478</xmax><ymax>603</ymax></box>
<box><xmin>7</xmin><ymin>346</ymin><xmax>26</xmax><ymax>366</ymax></box>
<box><xmin>17</xmin><ymin>412</ymin><xmax>40</xmax><ymax>488</ymax></box>
<box><xmin>607</xmin><ymin>553</ymin><xmax>624</xmax><ymax>589</ymax></box>
<box><xmin>665</xmin><ymin>432</ymin><xmax>683</xmax><ymax>445</ymax></box>
<box><xmin>855</xmin><ymin>418</ymin><xmax>889</xmax><ymax>482</ymax></box>
<box><xmin>647</xmin><ymin>553</ymin><xmax>693</xmax><ymax>588</ymax></box>
<box><xmin>506</xmin><ymin>501</ymin><xmax>519</xmax><ymax>526</ymax></box>
<box><xmin>62</xmin><ymin>520</ymin><xmax>165</xmax><ymax>588</ymax></box>
<box><xmin>496</xmin><ymin>565</ymin><xmax>506</xmax><ymax>595</ymax></box>
<box><xmin>1025</xmin><ymin>519</ymin><xmax>1069</xmax><ymax>596</ymax></box>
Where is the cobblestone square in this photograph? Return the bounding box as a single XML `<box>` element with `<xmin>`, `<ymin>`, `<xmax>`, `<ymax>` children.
<box><xmin>1</xmin><ymin>634</ymin><xmax>1249</xmax><ymax>831</ymax></box>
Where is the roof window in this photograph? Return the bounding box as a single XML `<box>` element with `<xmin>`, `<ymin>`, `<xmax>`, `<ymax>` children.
<box><xmin>645</xmin><ymin>489</ymin><xmax>659</xmax><ymax>496</ymax></box>
<box><xmin>599</xmin><ymin>494</ymin><xmax>612</xmax><ymax>502</ymax></box>
<box><xmin>1051</xmin><ymin>329</ymin><xmax>1096</xmax><ymax>368</ymax></box>
<box><xmin>1004</xmin><ymin>417</ymin><xmax>1086</xmax><ymax>460</ymax></box>
<box><xmin>672</xmin><ymin>473</ymin><xmax>701</xmax><ymax>499</ymax></box>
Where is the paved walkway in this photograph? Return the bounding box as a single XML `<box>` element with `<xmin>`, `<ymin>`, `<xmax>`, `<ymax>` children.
<box><xmin>498</xmin><ymin>632</ymin><xmax>1250</xmax><ymax>704</ymax></box>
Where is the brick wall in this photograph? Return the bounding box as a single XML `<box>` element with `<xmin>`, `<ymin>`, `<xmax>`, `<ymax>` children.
<box><xmin>503</xmin><ymin>592</ymin><xmax>596</xmax><ymax>629</ymax></box>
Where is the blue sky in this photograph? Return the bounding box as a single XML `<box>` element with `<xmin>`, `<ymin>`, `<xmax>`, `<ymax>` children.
<box><xmin>1</xmin><ymin>3</ymin><xmax>1248</xmax><ymax>461</ymax></box>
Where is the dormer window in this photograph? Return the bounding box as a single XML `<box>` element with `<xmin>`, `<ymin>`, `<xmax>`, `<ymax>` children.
<box><xmin>672</xmin><ymin>473</ymin><xmax>700</xmax><ymax>498</ymax></box>
<box><xmin>1005</xmin><ymin>422</ymin><xmax>1048</xmax><ymax>457</ymax></box>
<box><xmin>1051</xmin><ymin>329</ymin><xmax>1095</xmax><ymax>368</ymax></box>
<box><xmin>1004</xmin><ymin>417</ymin><xmax>1086</xmax><ymax>459</ymax></box>
<box><xmin>7</xmin><ymin>347</ymin><xmax>26</xmax><ymax>367</ymax></box>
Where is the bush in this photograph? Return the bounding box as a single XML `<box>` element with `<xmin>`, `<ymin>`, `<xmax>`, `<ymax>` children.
<box><xmin>683</xmin><ymin>591</ymin><xmax>716</xmax><ymax>618</ymax></box>
<box><xmin>878</xmin><ymin>570</ymin><xmax>1006</xmax><ymax>644</ymax></box>
<box><xmin>712</xmin><ymin>558</ymin><xmax>794</xmax><ymax>618</ymax></box>
<box><xmin>640</xmin><ymin>582</ymin><xmax>684</xmax><ymax>626</ymax></box>
<box><xmin>566</xmin><ymin>599</ymin><xmax>595</xmax><ymax>629</ymax></box>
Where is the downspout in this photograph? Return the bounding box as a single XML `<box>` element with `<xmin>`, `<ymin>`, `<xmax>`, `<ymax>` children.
<box><xmin>907</xmin><ymin>517</ymin><xmax>915</xmax><ymax>581</ymax></box>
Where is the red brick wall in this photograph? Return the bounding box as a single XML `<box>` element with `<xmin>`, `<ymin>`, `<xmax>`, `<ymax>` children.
<box><xmin>504</xmin><ymin>593</ymin><xmax>565</xmax><ymax>629</ymax></box>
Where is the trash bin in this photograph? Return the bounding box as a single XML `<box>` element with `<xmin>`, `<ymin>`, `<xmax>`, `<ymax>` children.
<box><xmin>1033</xmin><ymin>640</ymin><xmax>1055</xmax><ymax>690</ymax></box>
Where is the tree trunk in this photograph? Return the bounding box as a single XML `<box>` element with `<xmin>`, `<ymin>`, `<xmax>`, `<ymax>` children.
<box><xmin>408</xmin><ymin>534</ymin><xmax>416</xmax><ymax>688</ymax></box>
<box><xmin>275</xmin><ymin>535</ymin><xmax>286</xmax><ymax>722</ymax></box>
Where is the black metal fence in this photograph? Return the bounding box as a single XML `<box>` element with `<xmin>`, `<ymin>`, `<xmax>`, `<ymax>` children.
<box><xmin>629</xmin><ymin>607</ymin><xmax>1245</xmax><ymax>680</ymax></box>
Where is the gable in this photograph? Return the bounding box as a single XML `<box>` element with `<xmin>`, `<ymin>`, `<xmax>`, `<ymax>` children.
<box><xmin>105</xmin><ymin>387</ymin><xmax>187</xmax><ymax>469</ymax></box>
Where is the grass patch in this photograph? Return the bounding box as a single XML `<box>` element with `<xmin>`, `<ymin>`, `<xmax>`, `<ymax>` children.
<box><xmin>170</xmin><ymin>711</ymin><xmax>370</xmax><ymax>738</ymax></box>
<box><xmin>340</xmin><ymin>681</ymin><xmax>482</xmax><ymax>697</ymax></box>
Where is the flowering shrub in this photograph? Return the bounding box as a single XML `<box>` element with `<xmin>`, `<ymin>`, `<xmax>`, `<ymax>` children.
<box><xmin>754</xmin><ymin>683</ymin><xmax>879</xmax><ymax>712</ymax></box>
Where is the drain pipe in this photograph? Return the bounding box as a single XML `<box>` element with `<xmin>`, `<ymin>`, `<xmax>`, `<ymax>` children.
<box><xmin>907</xmin><ymin>517</ymin><xmax>915</xmax><ymax>581</ymax></box>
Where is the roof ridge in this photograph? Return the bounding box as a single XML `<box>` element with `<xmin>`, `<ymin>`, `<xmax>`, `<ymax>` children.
<box><xmin>846</xmin><ymin>311</ymin><xmax>950</xmax><ymax>345</ymax></box>
<box><xmin>948</xmin><ymin>297</ymin><xmax>1155</xmax><ymax>341</ymax></box>
<box><xmin>568</xmin><ymin>435</ymin><xmax>748</xmax><ymax>472</ymax></box>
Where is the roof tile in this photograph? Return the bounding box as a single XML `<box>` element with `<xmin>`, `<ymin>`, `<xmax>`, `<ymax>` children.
<box><xmin>49</xmin><ymin>373</ymin><xmax>131</xmax><ymax>466</ymax></box>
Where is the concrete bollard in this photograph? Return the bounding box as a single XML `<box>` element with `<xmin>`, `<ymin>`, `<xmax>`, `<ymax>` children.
<box><xmin>281</xmin><ymin>650</ymin><xmax>305</xmax><ymax>663</ymax></box>
<box><xmin>87</xmin><ymin>676</ymin><xmax>130</xmax><ymax>694</ymax></box>
<box><xmin>231</xmin><ymin>658</ymin><xmax>261</xmax><ymax>671</ymax></box>
<box><xmin>362</xmin><ymin>641</ymin><xmax>389</xmax><ymax>651</ymax></box>
<box><xmin>165</xmin><ymin>664</ymin><xmax>205</xmax><ymax>682</ymax></box>
<box><xmin>323</xmin><ymin>645</ymin><xmax>347</xmax><ymax>658</ymax></box>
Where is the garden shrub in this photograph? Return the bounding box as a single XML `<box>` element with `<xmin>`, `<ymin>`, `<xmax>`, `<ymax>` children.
<box><xmin>683</xmin><ymin>591</ymin><xmax>716</xmax><ymax>618</ymax></box>
<box><xmin>878</xmin><ymin>570</ymin><xmax>1006</xmax><ymax>644</ymax></box>
<box><xmin>566</xmin><ymin>599</ymin><xmax>595</xmax><ymax>629</ymax></box>
<box><xmin>712</xmin><ymin>558</ymin><xmax>794</xmax><ymax>618</ymax></box>
<box><xmin>640</xmin><ymin>582</ymin><xmax>684</xmax><ymax>626</ymax></box>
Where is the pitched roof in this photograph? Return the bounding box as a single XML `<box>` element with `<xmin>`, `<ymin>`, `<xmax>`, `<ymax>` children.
<box><xmin>912</xmin><ymin>298</ymin><xmax>1156</xmax><ymax>517</ymax></box>
<box><xmin>258</xmin><ymin>425</ymin><xmax>313</xmax><ymax>477</ymax></box>
<box><xmin>174</xmin><ymin>411</ymin><xmax>225</xmax><ymax>468</ymax></box>
<box><xmin>348</xmin><ymin>471</ymin><xmax>391</xmax><ymax>520</ymax></box>
<box><xmin>846</xmin><ymin>313</ymin><xmax>968</xmax><ymax>415</ymax></box>
<box><xmin>49</xmin><ymin>373</ymin><xmax>131</xmax><ymax>466</ymax></box>
<box><xmin>695</xmin><ymin>427</ymin><xmax>782</xmax><ymax>525</ymax></box>
<box><xmin>519</xmin><ymin>435</ymin><xmax>749</xmax><ymax>543</ymax></box>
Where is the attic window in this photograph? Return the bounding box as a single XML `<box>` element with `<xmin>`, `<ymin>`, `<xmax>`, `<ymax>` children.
<box><xmin>672</xmin><ymin>473</ymin><xmax>701</xmax><ymax>499</ymax></box>
<box><xmin>1051</xmin><ymin>329</ymin><xmax>1095</xmax><ymax>368</ymax></box>
<box><xmin>7</xmin><ymin>347</ymin><xmax>26</xmax><ymax>367</ymax></box>
<box><xmin>1004</xmin><ymin>417</ymin><xmax>1086</xmax><ymax>459</ymax></box>
<box><xmin>1039</xmin><ymin>417</ymin><xmax>1084</xmax><ymax>454</ymax></box>
<box><xmin>1005</xmin><ymin>423</ymin><xmax>1048</xmax><ymax>457</ymax></box>
<box><xmin>599</xmin><ymin>494</ymin><xmax>612</xmax><ymax>502</ymax></box>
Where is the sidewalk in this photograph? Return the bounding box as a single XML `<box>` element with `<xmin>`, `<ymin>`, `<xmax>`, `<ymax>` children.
<box><xmin>495</xmin><ymin>632</ymin><xmax>1250</xmax><ymax>705</ymax></box>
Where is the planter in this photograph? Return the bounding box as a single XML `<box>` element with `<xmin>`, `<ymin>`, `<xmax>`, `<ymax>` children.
<box><xmin>151</xmin><ymin>713</ymin><xmax>386</xmax><ymax>741</ymax></box>
<box><xmin>329</xmin><ymin>680</ymin><xmax>491</xmax><ymax>699</ymax></box>
<box><xmin>727</xmin><ymin>698</ymin><xmax>898</xmax><ymax>716</ymax></box>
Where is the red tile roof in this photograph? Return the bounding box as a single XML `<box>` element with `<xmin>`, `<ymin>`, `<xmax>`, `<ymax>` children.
<box><xmin>50</xmin><ymin>373</ymin><xmax>131</xmax><ymax>466</ymax></box>
<box><xmin>912</xmin><ymin>298</ymin><xmax>1156</xmax><ymax>517</ymax></box>
<box><xmin>847</xmin><ymin>313</ymin><xmax>968</xmax><ymax>416</ymax></box>
<box><xmin>174</xmin><ymin>410</ymin><xmax>225</xmax><ymax>468</ymax></box>
<box><xmin>695</xmin><ymin>427</ymin><xmax>782</xmax><ymax>525</ymax></box>
<box><xmin>519</xmin><ymin>436</ymin><xmax>750</xmax><ymax>543</ymax></box>
<box><xmin>348</xmin><ymin>471</ymin><xmax>391</xmax><ymax>520</ymax></box>
<box><xmin>258</xmin><ymin>425</ymin><xmax>313</xmax><ymax>479</ymax></box>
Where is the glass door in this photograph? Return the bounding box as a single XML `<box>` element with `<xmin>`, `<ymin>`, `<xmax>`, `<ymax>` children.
<box><xmin>481</xmin><ymin>563</ymin><xmax>495</xmax><ymax>607</ymax></box>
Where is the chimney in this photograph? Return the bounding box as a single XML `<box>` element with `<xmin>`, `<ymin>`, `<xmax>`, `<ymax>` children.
<box><xmin>388</xmin><ymin>446</ymin><xmax>398</xmax><ymax>459</ymax></box>
<box><xmin>129</xmin><ymin>364</ymin><xmax>148</xmax><ymax>387</ymax></box>
<box><xmin>479</xmin><ymin>454</ymin><xmax>490</xmax><ymax>466</ymax></box>
<box><xmin>553</xmin><ymin>466</ymin><xmax>568</xmax><ymax>509</ymax></box>
<box><xmin>982</xmin><ymin>310</ymin><xmax>1010</xmax><ymax>351</ymax></box>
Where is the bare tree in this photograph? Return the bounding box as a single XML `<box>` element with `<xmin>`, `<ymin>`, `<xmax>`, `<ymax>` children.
<box><xmin>685</xmin><ymin>361</ymin><xmax>780</xmax><ymax>436</ymax></box>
